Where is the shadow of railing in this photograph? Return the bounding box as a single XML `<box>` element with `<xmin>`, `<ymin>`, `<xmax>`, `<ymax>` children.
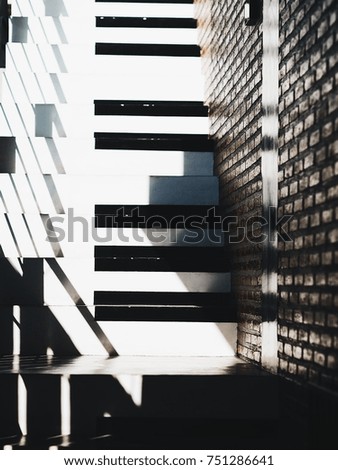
<box><xmin>46</xmin><ymin>258</ymin><xmax>117</xmax><ymax>357</ymax></box>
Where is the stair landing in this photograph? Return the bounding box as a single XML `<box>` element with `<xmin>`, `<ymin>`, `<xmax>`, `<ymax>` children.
<box><xmin>0</xmin><ymin>354</ymin><xmax>265</xmax><ymax>376</ymax></box>
<box><xmin>0</xmin><ymin>355</ymin><xmax>279</xmax><ymax>449</ymax></box>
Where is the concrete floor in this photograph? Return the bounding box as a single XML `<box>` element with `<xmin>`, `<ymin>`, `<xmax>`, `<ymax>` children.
<box><xmin>0</xmin><ymin>355</ymin><xmax>280</xmax><ymax>450</ymax></box>
<box><xmin>0</xmin><ymin>355</ymin><xmax>270</xmax><ymax>376</ymax></box>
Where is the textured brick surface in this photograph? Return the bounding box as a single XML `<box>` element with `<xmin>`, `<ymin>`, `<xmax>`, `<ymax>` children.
<box><xmin>278</xmin><ymin>0</ymin><xmax>338</xmax><ymax>392</ymax></box>
<box><xmin>195</xmin><ymin>0</ymin><xmax>263</xmax><ymax>365</ymax></box>
<box><xmin>196</xmin><ymin>0</ymin><xmax>338</xmax><ymax>391</ymax></box>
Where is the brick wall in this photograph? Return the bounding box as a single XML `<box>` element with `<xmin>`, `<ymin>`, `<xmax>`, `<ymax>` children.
<box><xmin>196</xmin><ymin>0</ymin><xmax>338</xmax><ymax>394</ymax></box>
<box><xmin>195</xmin><ymin>0</ymin><xmax>264</xmax><ymax>365</ymax></box>
<box><xmin>278</xmin><ymin>0</ymin><xmax>338</xmax><ymax>392</ymax></box>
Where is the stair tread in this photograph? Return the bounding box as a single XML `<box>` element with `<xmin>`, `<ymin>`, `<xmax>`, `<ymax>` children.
<box><xmin>95</xmin><ymin>43</ymin><xmax>200</xmax><ymax>56</ymax></box>
<box><xmin>96</xmin><ymin>17</ymin><xmax>197</xmax><ymax>28</ymax></box>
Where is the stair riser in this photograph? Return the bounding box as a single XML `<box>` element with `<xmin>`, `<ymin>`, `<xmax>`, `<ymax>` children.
<box><xmin>0</xmin><ymin>175</ymin><xmax>219</xmax><ymax>213</ymax></box>
<box><xmin>11</xmin><ymin>137</ymin><xmax>213</xmax><ymax>176</ymax></box>
<box><xmin>93</xmin><ymin>271</ymin><xmax>231</xmax><ymax>294</ymax></box>
<box><xmin>15</xmin><ymin>153</ymin><xmax>214</xmax><ymax>176</ymax></box>
<box><xmin>0</xmin><ymin>106</ymin><xmax>209</xmax><ymax>137</ymax></box>
<box><xmin>0</xmin><ymin>224</ymin><xmax>225</xmax><ymax>257</ymax></box>
<box><xmin>94</xmin><ymin>116</ymin><xmax>209</xmax><ymax>135</ymax></box>
<box><xmin>0</xmin><ymin>257</ymin><xmax>230</xmax><ymax>303</ymax></box>
<box><xmin>2</xmin><ymin>71</ymin><xmax>205</xmax><ymax>102</ymax></box>
<box><xmin>96</xmin><ymin>29</ymin><xmax>198</xmax><ymax>46</ymax></box>
<box><xmin>0</xmin><ymin>304</ymin><xmax>236</xmax><ymax>355</ymax></box>
<box><xmin>94</xmin><ymin>3</ymin><xmax>195</xmax><ymax>18</ymax></box>
<box><xmin>6</xmin><ymin>44</ymin><xmax>202</xmax><ymax>74</ymax></box>
<box><xmin>10</xmin><ymin>20</ymin><xmax>198</xmax><ymax>45</ymax></box>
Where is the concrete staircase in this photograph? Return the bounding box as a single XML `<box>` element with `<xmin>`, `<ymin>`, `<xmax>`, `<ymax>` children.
<box><xmin>0</xmin><ymin>0</ymin><xmax>237</xmax><ymax>356</ymax></box>
<box><xmin>0</xmin><ymin>0</ymin><xmax>278</xmax><ymax>448</ymax></box>
<box><xmin>91</xmin><ymin>0</ymin><xmax>236</xmax><ymax>347</ymax></box>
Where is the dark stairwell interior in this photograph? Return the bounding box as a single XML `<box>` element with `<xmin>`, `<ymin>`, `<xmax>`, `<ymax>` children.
<box><xmin>0</xmin><ymin>0</ymin><xmax>337</xmax><ymax>451</ymax></box>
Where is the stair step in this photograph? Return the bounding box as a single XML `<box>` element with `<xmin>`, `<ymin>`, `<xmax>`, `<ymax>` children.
<box><xmin>4</xmin><ymin>72</ymin><xmax>204</xmax><ymax>104</ymax></box>
<box><xmin>94</xmin><ymin>291</ymin><xmax>231</xmax><ymax>306</ymax></box>
<box><xmin>95</xmin><ymin>43</ymin><xmax>200</xmax><ymax>57</ymax></box>
<box><xmin>94</xmin><ymin>3</ymin><xmax>194</xmax><ymax>19</ymax></box>
<box><xmin>94</xmin><ymin>306</ymin><xmax>234</xmax><ymax>322</ymax></box>
<box><xmin>6</xmin><ymin>44</ymin><xmax>202</xmax><ymax>75</ymax></box>
<box><xmin>4</xmin><ymin>140</ymin><xmax>214</xmax><ymax>175</ymax></box>
<box><xmin>95</xmin><ymin>205</ymin><xmax>221</xmax><ymax>228</ymax></box>
<box><xmin>94</xmin><ymin>115</ymin><xmax>209</xmax><ymax>135</ymax></box>
<box><xmin>95</xmin><ymin>27</ymin><xmax>198</xmax><ymax>45</ymax></box>
<box><xmin>94</xmin><ymin>246</ymin><xmax>228</xmax><ymax>272</ymax></box>
<box><xmin>94</xmin><ymin>100</ymin><xmax>208</xmax><ymax>116</ymax></box>
<box><xmin>96</xmin><ymin>17</ymin><xmax>196</xmax><ymax>28</ymax></box>
<box><xmin>94</xmin><ymin>133</ymin><xmax>214</xmax><ymax>151</ymax></box>
<box><xmin>94</xmin><ymin>271</ymin><xmax>230</xmax><ymax>293</ymax></box>
<box><xmin>4</xmin><ymin>104</ymin><xmax>209</xmax><ymax>138</ymax></box>
<box><xmin>0</xmin><ymin>356</ymin><xmax>278</xmax><ymax>447</ymax></box>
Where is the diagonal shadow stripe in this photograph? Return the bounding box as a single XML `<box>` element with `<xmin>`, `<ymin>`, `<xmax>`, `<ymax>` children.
<box><xmin>45</xmin><ymin>258</ymin><xmax>118</xmax><ymax>357</ymax></box>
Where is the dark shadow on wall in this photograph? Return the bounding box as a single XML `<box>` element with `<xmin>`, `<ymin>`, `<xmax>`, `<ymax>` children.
<box><xmin>0</xmin><ymin>259</ymin><xmax>23</xmax><ymax>355</ymax></box>
<box><xmin>70</xmin><ymin>376</ymin><xmax>139</xmax><ymax>438</ymax></box>
<box><xmin>0</xmin><ymin>257</ymin><xmax>80</xmax><ymax>356</ymax></box>
<box><xmin>0</xmin><ymin>374</ymin><xmax>20</xmax><ymax>438</ymax></box>
<box><xmin>0</xmin><ymin>137</ymin><xmax>16</xmax><ymax>173</ymax></box>
<box><xmin>0</xmin><ymin>372</ymin><xmax>140</xmax><ymax>441</ymax></box>
<box><xmin>24</xmin><ymin>375</ymin><xmax>62</xmax><ymax>438</ymax></box>
<box><xmin>0</xmin><ymin>0</ymin><xmax>9</xmax><ymax>68</ymax></box>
